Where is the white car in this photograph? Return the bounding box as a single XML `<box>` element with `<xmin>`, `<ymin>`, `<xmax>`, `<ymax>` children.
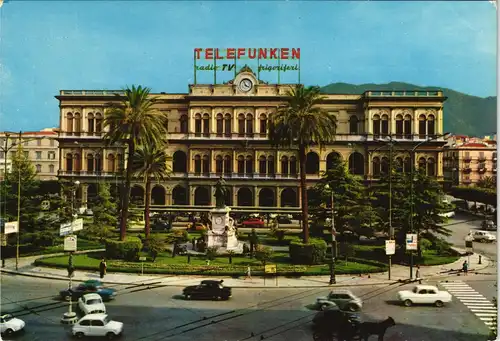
<box><xmin>470</xmin><ymin>230</ymin><xmax>496</xmax><ymax>243</ymax></box>
<box><xmin>398</xmin><ymin>285</ymin><xmax>452</xmax><ymax>307</ymax></box>
<box><xmin>78</xmin><ymin>293</ymin><xmax>106</xmax><ymax>315</ymax></box>
<box><xmin>438</xmin><ymin>211</ymin><xmax>455</xmax><ymax>218</ymax></box>
<box><xmin>72</xmin><ymin>313</ymin><xmax>123</xmax><ymax>339</ymax></box>
<box><xmin>0</xmin><ymin>314</ymin><xmax>25</xmax><ymax>336</ymax></box>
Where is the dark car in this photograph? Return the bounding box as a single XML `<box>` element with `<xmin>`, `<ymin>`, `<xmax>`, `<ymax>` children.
<box><xmin>481</xmin><ymin>220</ymin><xmax>497</xmax><ymax>231</ymax></box>
<box><xmin>151</xmin><ymin>218</ymin><xmax>172</xmax><ymax>231</ymax></box>
<box><xmin>183</xmin><ymin>280</ymin><xmax>232</xmax><ymax>300</ymax></box>
<box><xmin>59</xmin><ymin>280</ymin><xmax>117</xmax><ymax>301</ymax></box>
<box><xmin>276</xmin><ymin>215</ymin><xmax>292</xmax><ymax>224</ymax></box>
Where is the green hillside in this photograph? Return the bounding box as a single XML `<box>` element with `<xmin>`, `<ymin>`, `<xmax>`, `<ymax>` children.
<box><xmin>320</xmin><ymin>82</ymin><xmax>496</xmax><ymax>137</ymax></box>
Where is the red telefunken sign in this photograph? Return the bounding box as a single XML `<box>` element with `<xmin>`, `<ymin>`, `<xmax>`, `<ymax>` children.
<box><xmin>194</xmin><ymin>48</ymin><xmax>300</xmax><ymax>60</ymax></box>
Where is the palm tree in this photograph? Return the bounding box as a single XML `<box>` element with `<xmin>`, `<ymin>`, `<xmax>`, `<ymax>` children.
<box><xmin>477</xmin><ymin>176</ymin><xmax>496</xmax><ymax>189</ymax></box>
<box><xmin>268</xmin><ymin>85</ymin><xmax>337</xmax><ymax>243</ymax></box>
<box><xmin>132</xmin><ymin>143</ymin><xmax>170</xmax><ymax>238</ymax></box>
<box><xmin>104</xmin><ymin>85</ymin><xmax>168</xmax><ymax>241</ymax></box>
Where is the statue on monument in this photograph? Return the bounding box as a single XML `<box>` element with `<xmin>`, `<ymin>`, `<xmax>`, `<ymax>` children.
<box><xmin>214</xmin><ymin>176</ymin><xmax>228</xmax><ymax>209</ymax></box>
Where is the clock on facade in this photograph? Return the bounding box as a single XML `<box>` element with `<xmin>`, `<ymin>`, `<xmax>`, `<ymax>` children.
<box><xmin>215</xmin><ymin>217</ymin><xmax>223</xmax><ymax>225</ymax></box>
<box><xmin>239</xmin><ymin>78</ymin><xmax>253</xmax><ymax>92</ymax></box>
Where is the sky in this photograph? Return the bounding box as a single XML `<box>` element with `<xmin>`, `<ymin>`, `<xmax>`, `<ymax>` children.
<box><xmin>0</xmin><ymin>1</ymin><xmax>497</xmax><ymax>131</ymax></box>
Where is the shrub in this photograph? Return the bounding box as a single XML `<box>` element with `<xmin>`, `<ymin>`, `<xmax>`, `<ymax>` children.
<box><xmin>419</xmin><ymin>238</ymin><xmax>432</xmax><ymax>254</ymax></box>
<box><xmin>270</xmin><ymin>225</ymin><xmax>286</xmax><ymax>242</ymax></box>
<box><xmin>105</xmin><ymin>237</ymin><xmax>142</xmax><ymax>261</ymax></box>
<box><xmin>432</xmin><ymin>238</ymin><xmax>453</xmax><ymax>256</ymax></box>
<box><xmin>255</xmin><ymin>245</ymin><xmax>274</xmax><ymax>265</ymax></box>
<box><xmin>289</xmin><ymin>238</ymin><xmax>327</xmax><ymax>265</ymax></box>
<box><xmin>206</xmin><ymin>246</ymin><xmax>219</xmax><ymax>260</ymax></box>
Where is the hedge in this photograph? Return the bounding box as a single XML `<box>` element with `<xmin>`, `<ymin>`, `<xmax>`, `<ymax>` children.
<box><xmin>289</xmin><ymin>238</ymin><xmax>327</xmax><ymax>265</ymax></box>
<box><xmin>105</xmin><ymin>237</ymin><xmax>142</xmax><ymax>261</ymax></box>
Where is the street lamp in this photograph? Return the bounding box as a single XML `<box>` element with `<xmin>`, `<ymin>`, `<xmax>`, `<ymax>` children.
<box><xmin>324</xmin><ymin>184</ymin><xmax>336</xmax><ymax>285</ymax></box>
<box><xmin>61</xmin><ymin>179</ymin><xmax>80</xmax><ymax>325</ymax></box>
<box><xmin>409</xmin><ymin>132</ymin><xmax>450</xmax><ymax>279</ymax></box>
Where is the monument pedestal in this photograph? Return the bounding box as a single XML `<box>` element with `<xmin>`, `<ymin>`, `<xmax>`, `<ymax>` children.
<box><xmin>206</xmin><ymin>206</ymin><xmax>243</xmax><ymax>253</ymax></box>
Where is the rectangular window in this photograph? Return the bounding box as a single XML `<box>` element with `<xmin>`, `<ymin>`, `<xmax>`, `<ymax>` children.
<box><xmin>0</xmin><ymin>151</ymin><xmax>4</xmax><ymax>159</ymax></box>
<box><xmin>37</xmin><ymin>139</ymin><xmax>42</xmax><ymax>146</ymax></box>
<box><xmin>36</xmin><ymin>151</ymin><xmax>42</xmax><ymax>160</ymax></box>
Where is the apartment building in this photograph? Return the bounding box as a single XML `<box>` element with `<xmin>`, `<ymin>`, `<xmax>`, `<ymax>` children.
<box><xmin>0</xmin><ymin>128</ymin><xmax>60</xmax><ymax>181</ymax></box>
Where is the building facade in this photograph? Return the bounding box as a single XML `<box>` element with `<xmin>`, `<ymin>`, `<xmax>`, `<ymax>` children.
<box><xmin>56</xmin><ymin>69</ymin><xmax>447</xmax><ymax>212</ymax></box>
<box><xmin>0</xmin><ymin>128</ymin><xmax>59</xmax><ymax>181</ymax></box>
<box><xmin>443</xmin><ymin>135</ymin><xmax>497</xmax><ymax>186</ymax></box>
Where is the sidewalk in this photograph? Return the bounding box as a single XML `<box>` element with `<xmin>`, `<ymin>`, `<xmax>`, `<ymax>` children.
<box><xmin>0</xmin><ymin>249</ymin><xmax>492</xmax><ymax>289</ymax></box>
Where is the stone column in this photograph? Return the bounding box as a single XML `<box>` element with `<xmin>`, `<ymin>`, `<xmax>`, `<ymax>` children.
<box><xmin>165</xmin><ymin>186</ymin><xmax>172</xmax><ymax>206</ymax></box>
<box><xmin>390</xmin><ymin>109</ymin><xmax>396</xmax><ymax>135</ymax></box>
<box><xmin>253</xmin><ymin>186</ymin><xmax>258</xmax><ymax>207</ymax></box>
<box><xmin>437</xmin><ymin>152</ymin><xmax>444</xmax><ymax>177</ymax></box>
<box><xmin>81</xmin><ymin>184</ymin><xmax>88</xmax><ymax>209</ymax></box>
<box><xmin>276</xmin><ymin>186</ymin><xmax>281</xmax><ymax>208</ymax></box>
<box><xmin>233</xmin><ymin>186</ymin><xmax>238</xmax><ymax>206</ymax></box>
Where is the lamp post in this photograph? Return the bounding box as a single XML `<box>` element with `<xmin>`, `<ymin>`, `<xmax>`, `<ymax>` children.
<box><xmin>61</xmin><ymin>179</ymin><xmax>80</xmax><ymax>325</ymax></box>
<box><xmin>324</xmin><ymin>184</ymin><xmax>336</xmax><ymax>284</ymax></box>
<box><xmin>409</xmin><ymin>132</ymin><xmax>450</xmax><ymax>279</ymax></box>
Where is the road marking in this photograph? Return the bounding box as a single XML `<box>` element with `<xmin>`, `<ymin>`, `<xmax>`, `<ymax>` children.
<box><xmin>475</xmin><ymin>313</ymin><xmax>497</xmax><ymax>316</ymax></box>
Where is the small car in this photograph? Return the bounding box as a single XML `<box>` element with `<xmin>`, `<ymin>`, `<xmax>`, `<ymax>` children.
<box><xmin>72</xmin><ymin>313</ymin><xmax>123</xmax><ymax>339</ymax></box>
<box><xmin>0</xmin><ymin>314</ymin><xmax>25</xmax><ymax>336</ymax></box>
<box><xmin>187</xmin><ymin>222</ymin><xmax>208</xmax><ymax>231</ymax></box>
<box><xmin>470</xmin><ymin>230</ymin><xmax>496</xmax><ymax>243</ymax></box>
<box><xmin>60</xmin><ymin>280</ymin><xmax>117</xmax><ymax>301</ymax></box>
<box><xmin>316</xmin><ymin>290</ymin><xmax>363</xmax><ymax>312</ymax></box>
<box><xmin>242</xmin><ymin>218</ymin><xmax>265</xmax><ymax>228</ymax></box>
<box><xmin>78</xmin><ymin>293</ymin><xmax>106</xmax><ymax>315</ymax></box>
<box><xmin>398</xmin><ymin>285</ymin><xmax>452</xmax><ymax>307</ymax></box>
<box><xmin>183</xmin><ymin>280</ymin><xmax>232</xmax><ymax>300</ymax></box>
<box><xmin>481</xmin><ymin>220</ymin><xmax>497</xmax><ymax>231</ymax></box>
<box><xmin>276</xmin><ymin>215</ymin><xmax>292</xmax><ymax>224</ymax></box>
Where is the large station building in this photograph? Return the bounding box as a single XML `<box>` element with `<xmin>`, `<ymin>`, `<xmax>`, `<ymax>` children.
<box><xmin>55</xmin><ymin>68</ymin><xmax>447</xmax><ymax>213</ymax></box>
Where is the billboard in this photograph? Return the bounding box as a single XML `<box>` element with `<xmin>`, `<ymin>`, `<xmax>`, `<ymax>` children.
<box><xmin>406</xmin><ymin>234</ymin><xmax>418</xmax><ymax>251</ymax></box>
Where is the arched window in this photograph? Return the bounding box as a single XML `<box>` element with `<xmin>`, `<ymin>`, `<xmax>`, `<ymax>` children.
<box><xmin>180</xmin><ymin>115</ymin><xmax>188</xmax><ymax>133</ymax></box>
<box><xmin>245</xmin><ymin>156</ymin><xmax>253</xmax><ymax>174</ymax></box>
<box><xmin>404</xmin><ymin>114</ymin><xmax>412</xmax><ymax>139</ymax></box>
<box><xmin>66</xmin><ymin>153</ymin><xmax>73</xmax><ymax>171</ymax></box>
<box><xmin>305</xmin><ymin>152</ymin><xmax>320</xmax><ymax>174</ymax></box>
<box><xmin>372</xmin><ymin>114</ymin><xmax>381</xmax><ymax>138</ymax></box>
<box><xmin>36</xmin><ymin>164</ymin><xmax>42</xmax><ymax>173</ymax></box>
<box><xmin>224</xmin><ymin>155</ymin><xmax>232</xmax><ymax>175</ymax></box>
<box><xmin>107</xmin><ymin>154</ymin><xmax>116</xmax><ymax>172</ymax></box>
<box><xmin>194</xmin><ymin>155</ymin><xmax>201</xmax><ymax>174</ymax></box>
<box><xmin>202</xmin><ymin>155</ymin><xmax>210</xmax><ymax>174</ymax></box>
<box><xmin>215</xmin><ymin>155</ymin><xmax>223</xmax><ymax>174</ymax></box>
<box><xmin>224</xmin><ymin>114</ymin><xmax>232</xmax><ymax>136</ymax></box>
<box><xmin>427</xmin><ymin>158</ymin><xmax>436</xmax><ymax>176</ymax></box>
<box><xmin>418</xmin><ymin>157</ymin><xmax>426</xmax><ymax>170</ymax></box>
<box><xmin>349</xmin><ymin>115</ymin><xmax>358</xmax><ymax>134</ymax></box>
<box><xmin>202</xmin><ymin>114</ymin><xmax>210</xmax><ymax>136</ymax></box>
<box><xmin>326</xmin><ymin>152</ymin><xmax>341</xmax><ymax>170</ymax></box>
<box><xmin>290</xmin><ymin>156</ymin><xmax>297</xmax><ymax>176</ymax></box>
<box><xmin>87</xmin><ymin>113</ymin><xmax>95</xmax><ymax>133</ymax></box>
<box><xmin>259</xmin><ymin>114</ymin><xmax>267</xmax><ymax>136</ymax></box>
<box><xmin>427</xmin><ymin>115</ymin><xmax>435</xmax><ymax>137</ymax></box>
<box><xmin>194</xmin><ymin>114</ymin><xmax>202</xmax><ymax>136</ymax></box>
<box><xmin>381</xmin><ymin>157</ymin><xmax>389</xmax><ymax>175</ymax></box>
<box><xmin>246</xmin><ymin>114</ymin><xmax>253</xmax><ymax>135</ymax></box>
<box><xmin>87</xmin><ymin>154</ymin><xmax>94</xmax><ymax>172</ymax></box>
<box><xmin>395</xmin><ymin>114</ymin><xmax>403</xmax><ymax>138</ymax></box>
<box><xmin>66</xmin><ymin>113</ymin><xmax>73</xmax><ymax>133</ymax></box>
<box><xmin>259</xmin><ymin>156</ymin><xmax>267</xmax><ymax>175</ymax></box>
<box><xmin>74</xmin><ymin>113</ymin><xmax>81</xmax><ymax>134</ymax></box>
<box><xmin>395</xmin><ymin>157</ymin><xmax>404</xmax><ymax>172</ymax></box>
<box><xmin>281</xmin><ymin>156</ymin><xmax>289</xmax><ymax>176</ymax></box>
<box><xmin>372</xmin><ymin>157</ymin><xmax>381</xmax><ymax>178</ymax></box>
<box><xmin>403</xmin><ymin>157</ymin><xmax>411</xmax><ymax>173</ymax></box>
<box><xmin>173</xmin><ymin>151</ymin><xmax>187</xmax><ymax>173</ymax></box>
<box><xmin>95</xmin><ymin>153</ymin><xmax>102</xmax><ymax>172</ymax></box>
<box><xmin>49</xmin><ymin>164</ymin><xmax>55</xmax><ymax>173</ymax></box>
<box><xmin>381</xmin><ymin>114</ymin><xmax>389</xmax><ymax>135</ymax></box>
<box><xmin>95</xmin><ymin>113</ymin><xmax>103</xmax><ymax>133</ymax></box>
<box><xmin>237</xmin><ymin>155</ymin><xmax>245</xmax><ymax>175</ymax></box>
<box><xmin>74</xmin><ymin>153</ymin><xmax>81</xmax><ymax>171</ymax></box>
<box><xmin>267</xmin><ymin>156</ymin><xmax>275</xmax><ymax>174</ymax></box>
<box><xmin>238</xmin><ymin>114</ymin><xmax>245</xmax><ymax>136</ymax></box>
<box><xmin>216</xmin><ymin>114</ymin><xmax>223</xmax><ymax>136</ymax></box>
<box><xmin>418</xmin><ymin>115</ymin><xmax>426</xmax><ymax>138</ymax></box>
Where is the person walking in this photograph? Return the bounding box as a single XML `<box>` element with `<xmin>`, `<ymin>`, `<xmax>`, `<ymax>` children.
<box><xmin>99</xmin><ymin>258</ymin><xmax>107</xmax><ymax>279</ymax></box>
<box><xmin>245</xmin><ymin>266</ymin><xmax>252</xmax><ymax>280</ymax></box>
<box><xmin>415</xmin><ymin>265</ymin><xmax>422</xmax><ymax>284</ymax></box>
<box><xmin>462</xmin><ymin>260</ymin><xmax>468</xmax><ymax>276</ymax></box>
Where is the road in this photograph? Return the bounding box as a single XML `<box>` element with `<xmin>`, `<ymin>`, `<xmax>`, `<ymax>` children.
<box><xmin>1</xmin><ymin>275</ymin><xmax>491</xmax><ymax>341</ymax></box>
<box><xmin>444</xmin><ymin>212</ymin><xmax>497</xmax><ymax>262</ymax></box>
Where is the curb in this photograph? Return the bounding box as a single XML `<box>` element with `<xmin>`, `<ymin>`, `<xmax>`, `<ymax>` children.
<box><xmin>0</xmin><ymin>268</ymin><xmax>398</xmax><ymax>288</ymax></box>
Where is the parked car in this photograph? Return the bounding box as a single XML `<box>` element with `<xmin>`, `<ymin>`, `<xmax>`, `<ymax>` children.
<box><xmin>78</xmin><ymin>293</ymin><xmax>107</xmax><ymax>315</ymax></box>
<box><xmin>398</xmin><ymin>285</ymin><xmax>452</xmax><ymax>307</ymax></box>
<box><xmin>276</xmin><ymin>215</ymin><xmax>292</xmax><ymax>224</ymax></box>
<box><xmin>439</xmin><ymin>210</ymin><xmax>455</xmax><ymax>218</ymax></box>
<box><xmin>183</xmin><ymin>280</ymin><xmax>232</xmax><ymax>300</ymax></box>
<box><xmin>315</xmin><ymin>290</ymin><xmax>363</xmax><ymax>312</ymax></box>
<box><xmin>60</xmin><ymin>280</ymin><xmax>117</xmax><ymax>301</ymax></box>
<box><xmin>481</xmin><ymin>220</ymin><xmax>497</xmax><ymax>231</ymax></box>
<box><xmin>241</xmin><ymin>218</ymin><xmax>265</xmax><ymax>228</ymax></box>
<box><xmin>187</xmin><ymin>222</ymin><xmax>208</xmax><ymax>231</ymax></box>
<box><xmin>151</xmin><ymin>218</ymin><xmax>172</xmax><ymax>231</ymax></box>
<box><xmin>72</xmin><ymin>313</ymin><xmax>123</xmax><ymax>339</ymax></box>
<box><xmin>470</xmin><ymin>230</ymin><xmax>496</xmax><ymax>243</ymax></box>
<box><xmin>0</xmin><ymin>314</ymin><xmax>25</xmax><ymax>336</ymax></box>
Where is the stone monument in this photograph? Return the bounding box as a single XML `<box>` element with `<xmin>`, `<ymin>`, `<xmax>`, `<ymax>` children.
<box><xmin>206</xmin><ymin>177</ymin><xmax>243</xmax><ymax>253</ymax></box>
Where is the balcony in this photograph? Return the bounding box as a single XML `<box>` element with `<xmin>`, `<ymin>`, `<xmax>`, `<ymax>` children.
<box><xmin>60</xmin><ymin>90</ymin><xmax>126</xmax><ymax>96</ymax></box>
<box><xmin>462</xmin><ymin>167</ymin><xmax>472</xmax><ymax>173</ymax></box>
<box><xmin>478</xmin><ymin>156</ymin><xmax>487</xmax><ymax>162</ymax></box>
<box><xmin>58</xmin><ymin>132</ymin><xmax>104</xmax><ymax>139</ymax></box>
<box><xmin>365</xmin><ymin>90</ymin><xmax>443</xmax><ymax>97</ymax></box>
<box><xmin>58</xmin><ymin>170</ymin><xmax>120</xmax><ymax>177</ymax></box>
<box><xmin>463</xmin><ymin>157</ymin><xmax>472</xmax><ymax>162</ymax></box>
<box><xmin>478</xmin><ymin>167</ymin><xmax>487</xmax><ymax>174</ymax></box>
<box><xmin>494</xmin><ymin>168</ymin><xmax>497</xmax><ymax>173</ymax></box>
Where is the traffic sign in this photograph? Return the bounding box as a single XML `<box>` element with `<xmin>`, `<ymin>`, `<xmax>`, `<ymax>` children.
<box><xmin>4</xmin><ymin>221</ymin><xmax>19</xmax><ymax>235</ymax></box>
<box><xmin>64</xmin><ymin>235</ymin><xmax>77</xmax><ymax>252</ymax></box>
<box><xmin>406</xmin><ymin>234</ymin><xmax>418</xmax><ymax>251</ymax></box>
<box><xmin>385</xmin><ymin>240</ymin><xmax>396</xmax><ymax>255</ymax></box>
<box><xmin>139</xmin><ymin>256</ymin><xmax>147</xmax><ymax>261</ymax></box>
<box><xmin>265</xmin><ymin>264</ymin><xmax>277</xmax><ymax>274</ymax></box>
<box><xmin>59</xmin><ymin>218</ymin><xmax>84</xmax><ymax>236</ymax></box>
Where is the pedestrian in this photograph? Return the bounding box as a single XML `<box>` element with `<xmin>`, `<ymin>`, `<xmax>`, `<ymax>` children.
<box><xmin>206</xmin><ymin>259</ymin><xmax>210</xmax><ymax>266</ymax></box>
<box><xmin>99</xmin><ymin>258</ymin><xmax>107</xmax><ymax>279</ymax></box>
<box><xmin>415</xmin><ymin>265</ymin><xmax>421</xmax><ymax>284</ymax></box>
<box><xmin>462</xmin><ymin>260</ymin><xmax>468</xmax><ymax>276</ymax></box>
<box><xmin>245</xmin><ymin>266</ymin><xmax>252</xmax><ymax>280</ymax></box>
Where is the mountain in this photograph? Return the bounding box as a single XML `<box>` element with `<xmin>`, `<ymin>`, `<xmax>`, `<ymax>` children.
<box><xmin>320</xmin><ymin>82</ymin><xmax>497</xmax><ymax>137</ymax></box>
